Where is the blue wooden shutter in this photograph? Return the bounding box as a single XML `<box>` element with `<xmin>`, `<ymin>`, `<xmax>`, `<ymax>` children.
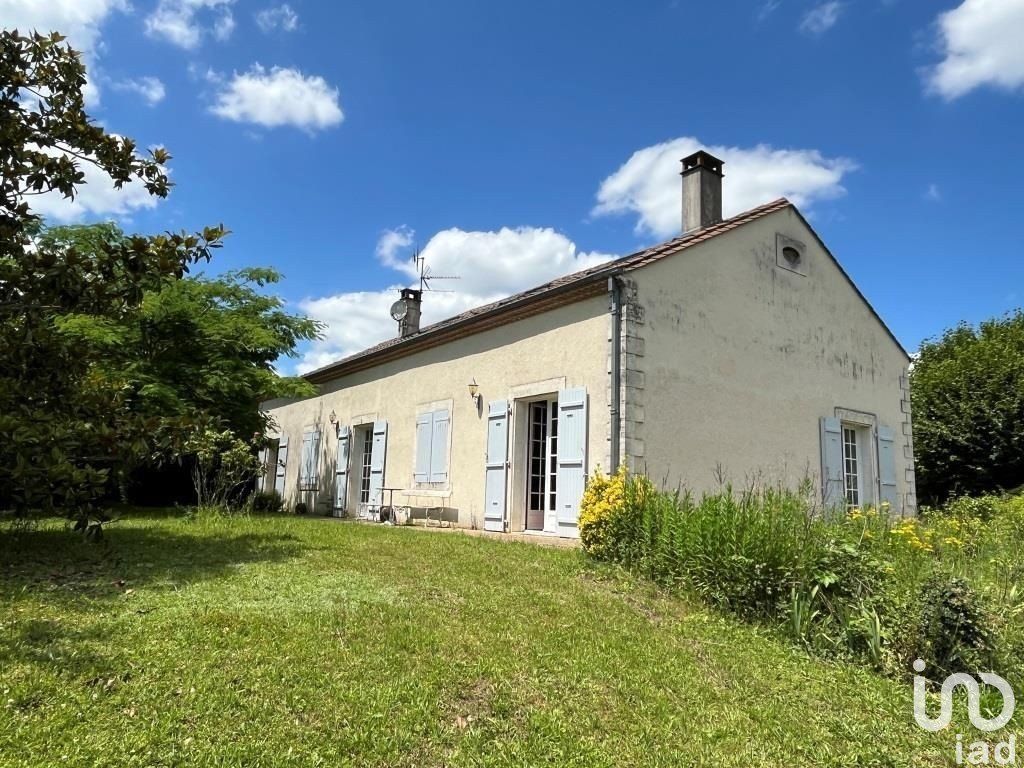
<box><xmin>555</xmin><ymin>387</ymin><xmax>588</xmax><ymax>529</ymax></box>
<box><xmin>310</xmin><ymin>429</ymin><xmax>321</xmax><ymax>488</ymax></box>
<box><xmin>820</xmin><ymin>416</ymin><xmax>843</xmax><ymax>508</ymax></box>
<box><xmin>299</xmin><ymin>429</ymin><xmax>321</xmax><ymax>490</ymax></box>
<box><xmin>299</xmin><ymin>430</ymin><xmax>312</xmax><ymax>488</ymax></box>
<box><xmin>877</xmin><ymin>425</ymin><xmax>899</xmax><ymax>512</ymax></box>
<box><xmin>334</xmin><ymin>425</ymin><xmax>350</xmax><ymax>514</ymax></box>
<box><xmin>414</xmin><ymin>412</ymin><xmax>432</xmax><ymax>482</ymax></box>
<box><xmin>368</xmin><ymin>420</ymin><xmax>388</xmax><ymax>507</ymax></box>
<box><xmin>274</xmin><ymin>436</ymin><xmax>288</xmax><ymax>496</ymax></box>
<box><xmin>429</xmin><ymin>408</ymin><xmax>450</xmax><ymax>483</ymax></box>
<box><xmin>257</xmin><ymin>447</ymin><xmax>268</xmax><ymax>492</ymax></box>
<box><xmin>484</xmin><ymin>400</ymin><xmax>508</xmax><ymax>532</ymax></box>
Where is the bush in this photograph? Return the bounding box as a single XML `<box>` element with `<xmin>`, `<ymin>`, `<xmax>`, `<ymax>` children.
<box><xmin>916</xmin><ymin>574</ymin><xmax>995</xmax><ymax>675</ymax></box>
<box><xmin>579</xmin><ymin>467</ymin><xmax>626</xmax><ymax>560</ymax></box>
<box><xmin>248</xmin><ymin>490</ymin><xmax>284</xmax><ymax>515</ymax></box>
<box><xmin>938</xmin><ymin>494</ymin><xmax>1004</xmax><ymax>523</ymax></box>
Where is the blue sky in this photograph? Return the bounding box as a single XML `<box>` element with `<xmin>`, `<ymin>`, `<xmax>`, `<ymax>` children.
<box><xmin>9</xmin><ymin>0</ymin><xmax>1024</xmax><ymax>372</ymax></box>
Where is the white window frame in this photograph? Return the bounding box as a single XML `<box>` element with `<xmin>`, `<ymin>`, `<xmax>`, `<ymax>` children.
<box><xmin>842</xmin><ymin>425</ymin><xmax>863</xmax><ymax>509</ymax></box>
<box><xmin>358</xmin><ymin>426</ymin><xmax>374</xmax><ymax>504</ymax></box>
<box><xmin>526</xmin><ymin>397</ymin><xmax>559</xmax><ymax>519</ymax></box>
<box><xmin>412</xmin><ymin>399</ymin><xmax>453</xmax><ymax>492</ymax></box>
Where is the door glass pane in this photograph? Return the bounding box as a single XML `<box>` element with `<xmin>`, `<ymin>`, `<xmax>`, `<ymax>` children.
<box><xmin>528</xmin><ymin>402</ymin><xmax>548</xmax><ymax>513</ymax></box>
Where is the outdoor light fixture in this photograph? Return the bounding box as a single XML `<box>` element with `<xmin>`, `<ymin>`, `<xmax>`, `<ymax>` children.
<box><xmin>328</xmin><ymin>410</ymin><xmax>339</xmax><ymax>437</ymax></box>
<box><xmin>467</xmin><ymin>378</ymin><xmax>481</xmax><ymax>406</ymax></box>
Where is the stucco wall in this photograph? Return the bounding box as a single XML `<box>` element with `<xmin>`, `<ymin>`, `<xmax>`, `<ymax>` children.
<box><xmin>262</xmin><ymin>295</ymin><xmax>611</xmax><ymax>530</ymax></box>
<box><xmin>629</xmin><ymin>207</ymin><xmax>916</xmax><ymax>513</ymax></box>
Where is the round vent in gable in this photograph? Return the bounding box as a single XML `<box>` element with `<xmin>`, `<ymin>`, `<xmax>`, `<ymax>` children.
<box><xmin>782</xmin><ymin>246</ymin><xmax>801</xmax><ymax>265</ymax></box>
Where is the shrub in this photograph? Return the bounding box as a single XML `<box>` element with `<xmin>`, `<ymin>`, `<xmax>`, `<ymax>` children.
<box><xmin>184</xmin><ymin>428</ymin><xmax>262</xmax><ymax>509</ymax></box>
<box><xmin>939</xmin><ymin>494</ymin><xmax>1004</xmax><ymax>523</ymax></box>
<box><xmin>248</xmin><ymin>490</ymin><xmax>284</xmax><ymax>515</ymax></box>
<box><xmin>915</xmin><ymin>574</ymin><xmax>994</xmax><ymax>675</ymax></box>
<box><xmin>578</xmin><ymin>467</ymin><xmax>626</xmax><ymax>559</ymax></box>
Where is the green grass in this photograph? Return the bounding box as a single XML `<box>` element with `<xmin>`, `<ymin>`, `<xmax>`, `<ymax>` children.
<box><xmin>1</xmin><ymin>512</ymin><xmax>955</xmax><ymax>767</ymax></box>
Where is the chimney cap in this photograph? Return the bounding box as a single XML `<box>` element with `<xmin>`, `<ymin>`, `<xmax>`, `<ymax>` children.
<box><xmin>680</xmin><ymin>150</ymin><xmax>725</xmax><ymax>178</ymax></box>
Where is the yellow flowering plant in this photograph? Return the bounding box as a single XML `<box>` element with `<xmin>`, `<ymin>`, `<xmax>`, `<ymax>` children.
<box><xmin>578</xmin><ymin>465</ymin><xmax>627</xmax><ymax>559</ymax></box>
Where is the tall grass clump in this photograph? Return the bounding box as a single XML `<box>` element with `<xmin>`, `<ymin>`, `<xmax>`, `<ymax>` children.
<box><xmin>579</xmin><ymin>471</ymin><xmax>1024</xmax><ymax>684</ymax></box>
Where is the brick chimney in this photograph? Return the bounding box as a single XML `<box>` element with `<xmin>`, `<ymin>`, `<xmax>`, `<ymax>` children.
<box><xmin>680</xmin><ymin>150</ymin><xmax>724</xmax><ymax>233</ymax></box>
<box><xmin>395</xmin><ymin>287</ymin><xmax>422</xmax><ymax>337</ymax></box>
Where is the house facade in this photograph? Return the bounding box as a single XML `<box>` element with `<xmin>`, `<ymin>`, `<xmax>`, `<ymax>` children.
<box><xmin>260</xmin><ymin>151</ymin><xmax>916</xmax><ymax>537</ymax></box>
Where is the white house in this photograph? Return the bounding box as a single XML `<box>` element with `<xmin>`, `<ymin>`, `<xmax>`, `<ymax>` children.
<box><xmin>260</xmin><ymin>151</ymin><xmax>915</xmax><ymax>537</ymax></box>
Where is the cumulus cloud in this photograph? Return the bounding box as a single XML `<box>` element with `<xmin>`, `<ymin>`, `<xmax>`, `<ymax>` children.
<box><xmin>256</xmin><ymin>4</ymin><xmax>299</xmax><ymax>32</ymax></box>
<box><xmin>112</xmin><ymin>76</ymin><xmax>166</xmax><ymax>106</ymax></box>
<box><xmin>145</xmin><ymin>0</ymin><xmax>235</xmax><ymax>49</ymax></box>
<box><xmin>210</xmin><ymin>65</ymin><xmax>344</xmax><ymax>132</ymax></box>
<box><xmin>799</xmin><ymin>1</ymin><xmax>844</xmax><ymax>35</ymax></box>
<box><xmin>925</xmin><ymin>0</ymin><xmax>1024</xmax><ymax>100</ymax></box>
<box><xmin>2</xmin><ymin>0</ymin><xmax>130</xmax><ymax>105</ymax></box>
<box><xmin>25</xmin><ymin>145</ymin><xmax>162</xmax><ymax>224</ymax></box>
<box><xmin>295</xmin><ymin>226</ymin><xmax>614</xmax><ymax>373</ymax></box>
<box><xmin>593</xmin><ymin>136</ymin><xmax>856</xmax><ymax>239</ymax></box>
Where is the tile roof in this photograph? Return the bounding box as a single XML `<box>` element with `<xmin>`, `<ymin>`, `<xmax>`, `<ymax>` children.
<box><xmin>303</xmin><ymin>198</ymin><xmax>792</xmax><ymax>383</ymax></box>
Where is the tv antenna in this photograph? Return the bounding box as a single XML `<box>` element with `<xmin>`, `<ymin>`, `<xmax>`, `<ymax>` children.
<box><xmin>413</xmin><ymin>249</ymin><xmax>460</xmax><ymax>293</ymax></box>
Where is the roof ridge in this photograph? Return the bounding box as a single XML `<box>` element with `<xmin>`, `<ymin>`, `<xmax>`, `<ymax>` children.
<box><xmin>302</xmin><ymin>197</ymin><xmax>793</xmax><ymax>381</ymax></box>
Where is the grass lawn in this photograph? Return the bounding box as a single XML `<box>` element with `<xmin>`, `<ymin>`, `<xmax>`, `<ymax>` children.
<box><xmin>1</xmin><ymin>512</ymin><xmax>954</xmax><ymax>767</ymax></box>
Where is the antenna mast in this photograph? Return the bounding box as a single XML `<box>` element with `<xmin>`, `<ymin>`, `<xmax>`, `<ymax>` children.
<box><xmin>413</xmin><ymin>249</ymin><xmax>460</xmax><ymax>293</ymax></box>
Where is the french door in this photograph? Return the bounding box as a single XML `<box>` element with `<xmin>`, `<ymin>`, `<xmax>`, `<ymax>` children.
<box><xmin>526</xmin><ymin>399</ymin><xmax>558</xmax><ymax>531</ymax></box>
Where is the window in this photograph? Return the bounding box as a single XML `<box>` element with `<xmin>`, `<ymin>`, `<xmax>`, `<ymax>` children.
<box><xmin>776</xmin><ymin>233</ymin><xmax>807</xmax><ymax>276</ymax></box>
<box><xmin>842</xmin><ymin>426</ymin><xmax>861</xmax><ymax>509</ymax></box>
<box><xmin>359</xmin><ymin>428</ymin><xmax>373</xmax><ymax>504</ymax></box>
<box><xmin>414</xmin><ymin>407</ymin><xmax>450</xmax><ymax>484</ymax></box>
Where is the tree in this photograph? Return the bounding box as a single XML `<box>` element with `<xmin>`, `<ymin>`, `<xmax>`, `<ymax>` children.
<box><xmin>911</xmin><ymin>310</ymin><xmax>1024</xmax><ymax>503</ymax></box>
<box><xmin>0</xmin><ymin>30</ymin><xmax>225</xmax><ymax>525</ymax></box>
<box><xmin>48</xmin><ymin>223</ymin><xmax>321</xmax><ymax>442</ymax></box>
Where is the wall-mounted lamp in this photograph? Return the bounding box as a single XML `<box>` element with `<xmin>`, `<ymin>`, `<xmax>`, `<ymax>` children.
<box><xmin>467</xmin><ymin>378</ymin><xmax>481</xmax><ymax>407</ymax></box>
<box><xmin>328</xmin><ymin>409</ymin><xmax>340</xmax><ymax>437</ymax></box>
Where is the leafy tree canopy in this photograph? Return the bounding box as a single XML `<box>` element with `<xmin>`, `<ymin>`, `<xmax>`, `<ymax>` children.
<box><xmin>0</xmin><ymin>30</ymin><xmax>310</xmax><ymax>525</ymax></box>
<box><xmin>50</xmin><ymin>222</ymin><xmax>321</xmax><ymax>442</ymax></box>
<box><xmin>911</xmin><ymin>310</ymin><xmax>1024</xmax><ymax>503</ymax></box>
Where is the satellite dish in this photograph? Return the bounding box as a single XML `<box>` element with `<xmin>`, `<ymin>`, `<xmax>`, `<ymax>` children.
<box><xmin>389</xmin><ymin>299</ymin><xmax>408</xmax><ymax>321</ymax></box>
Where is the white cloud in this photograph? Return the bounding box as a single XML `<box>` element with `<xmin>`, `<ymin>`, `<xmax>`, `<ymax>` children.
<box><xmin>1</xmin><ymin>0</ymin><xmax>130</xmax><ymax>105</ymax></box>
<box><xmin>925</xmin><ymin>183</ymin><xmax>942</xmax><ymax>201</ymax></box>
<box><xmin>145</xmin><ymin>0</ymin><xmax>235</xmax><ymax>49</ymax></box>
<box><xmin>112</xmin><ymin>76</ymin><xmax>166</xmax><ymax>106</ymax></box>
<box><xmin>256</xmin><ymin>4</ymin><xmax>299</xmax><ymax>32</ymax></box>
<box><xmin>593</xmin><ymin>136</ymin><xmax>857</xmax><ymax>239</ymax></box>
<box><xmin>295</xmin><ymin>226</ymin><xmax>614</xmax><ymax>373</ymax></box>
<box><xmin>799</xmin><ymin>1</ymin><xmax>844</xmax><ymax>35</ymax></box>
<box><xmin>213</xmin><ymin>9</ymin><xmax>235</xmax><ymax>40</ymax></box>
<box><xmin>925</xmin><ymin>0</ymin><xmax>1024</xmax><ymax>100</ymax></box>
<box><xmin>375</xmin><ymin>226</ymin><xmax>415</xmax><ymax>267</ymax></box>
<box><xmin>210</xmin><ymin>65</ymin><xmax>344</xmax><ymax>132</ymax></box>
<box><xmin>25</xmin><ymin>144</ymin><xmax>162</xmax><ymax>224</ymax></box>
